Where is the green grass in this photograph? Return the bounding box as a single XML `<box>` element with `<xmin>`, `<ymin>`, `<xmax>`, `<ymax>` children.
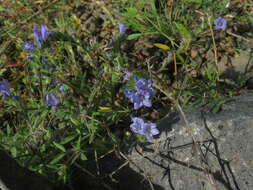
<box><xmin>0</xmin><ymin>0</ymin><xmax>252</xmax><ymax>185</ymax></box>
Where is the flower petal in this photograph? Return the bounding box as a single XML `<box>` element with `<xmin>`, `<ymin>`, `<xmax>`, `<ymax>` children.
<box><xmin>118</xmin><ymin>23</ymin><xmax>127</xmax><ymax>33</ymax></box>
<box><xmin>151</xmin><ymin>128</ymin><xmax>159</xmax><ymax>136</ymax></box>
<box><xmin>143</xmin><ymin>98</ymin><xmax>152</xmax><ymax>107</ymax></box>
<box><xmin>33</xmin><ymin>25</ymin><xmax>42</xmax><ymax>46</ymax></box>
<box><xmin>41</xmin><ymin>24</ymin><xmax>49</xmax><ymax>41</ymax></box>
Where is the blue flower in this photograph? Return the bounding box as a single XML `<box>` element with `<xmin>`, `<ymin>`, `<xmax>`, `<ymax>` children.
<box><xmin>130</xmin><ymin>117</ymin><xmax>145</xmax><ymax>133</ymax></box>
<box><xmin>0</xmin><ymin>79</ymin><xmax>11</xmax><ymax>99</ymax></box>
<box><xmin>135</xmin><ymin>78</ymin><xmax>153</xmax><ymax>97</ymax></box>
<box><xmin>140</xmin><ymin>123</ymin><xmax>159</xmax><ymax>140</ymax></box>
<box><xmin>130</xmin><ymin>117</ymin><xmax>159</xmax><ymax>140</ymax></box>
<box><xmin>33</xmin><ymin>24</ymin><xmax>51</xmax><ymax>46</ymax></box>
<box><xmin>124</xmin><ymin>89</ymin><xmax>134</xmax><ymax>98</ymax></box>
<box><xmin>124</xmin><ymin>78</ymin><xmax>153</xmax><ymax>110</ymax></box>
<box><xmin>131</xmin><ymin>92</ymin><xmax>152</xmax><ymax>110</ymax></box>
<box><xmin>214</xmin><ymin>17</ymin><xmax>227</xmax><ymax>30</ymax></box>
<box><xmin>59</xmin><ymin>85</ymin><xmax>65</xmax><ymax>94</ymax></box>
<box><xmin>23</xmin><ymin>41</ymin><xmax>35</xmax><ymax>52</ymax></box>
<box><xmin>118</xmin><ymin>23</ymin><xmax>127</xmax><ymax>34</ymax></box>
<box><xmin>46</xmin><ymin>93</ymin><xmax>59</xmax><ymax>109</ymax></box>
<box><xmin>41</xmin><ymin>25</ymin><xmax>50</xmax><ymax>41</ymax></box>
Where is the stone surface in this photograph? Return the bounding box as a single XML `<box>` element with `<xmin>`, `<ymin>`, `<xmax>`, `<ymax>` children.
<box><xmin>219</xmin><ymin>50</ymin><xmax>253</xmax><ymax>81</ymax></box>
<box><xmin>128</xmin><ymin>94</ymin><xmax>253</xmax><ymax>190</ymax></box>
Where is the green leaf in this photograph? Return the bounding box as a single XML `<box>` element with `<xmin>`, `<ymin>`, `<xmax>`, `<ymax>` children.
<box><xmin>61</xmin><ymin>135</ymin><xmax>76</xmax><ymax>145</ymax></box>
<box><xmin>184</xmin><ymin>0</ymin><xmax>202</xmax><ymax>3</ymax></box>
<box><xmin>248</xmin><ymin>15</ymin><xmax>253</xmax><ymax>26</ymax></box>
<box><xmin>80</xmin><ymin>153</ymin><xmax>88</xmax><ymax>161</ymax></box>
<box><xmin>50</xmin><ymin>153</ymin><xmax>65</xmax><ymax>165</ymax></box>
<box><xmin>98</xmin><ymin>106</ymin><xmax>113</xmax><ymax>112</ymax></box>
<box><xmin>175</xmin><ymin>23</ymin><xmax>191</xmax><ymax>39</ymax></box>
<box><xmin>211</xmin><ymin>100</ymin><xmax>224</xmax><ymax>114</ymax></box>
<box><xmin>175</xmin><ymin>23</ymin><xmax>191</xmax><ymax>52</ymax></box>
<box><xmin>127</xmin><ymin>33</ymin><xmax>142</xmax><ymax>40</ymax></box>
<box><xmin>7</xmin><ymin>125</ymin><xmax>11</xmax><ymax>135</ymax></box>
<box><xmin>70</xmin><ymin>153</ymin><xmax>79</xmax><ymax>164</ymax></box>
<box><xmin>70</xmin><ymin>116</ymin><xmax>82</xmax><ymax>126</ymax></box>
<box><xmin>53</xmin><ymin>142</ymin><xmax>66</xmax><ymax>152</ymax></box>
<box><xmin>0</xmin><ymin>6</ymin><xmax>5</xmax><ymax>11</ymax></box>
<box><xmin>123</xmin><ymin>8</ymin><xmax>138</xmax><ymax>18</ymax></box>
<box><xmin>11</xmin><ymin>147</ymin><xmax>17</xmax><ymax>157</ymax></box>
<box><xmin>0</xmin><ymin>68</ymin><xmax>6</xmax><ymax>76</ymax></box>
<box><xmin>76</xmin><ymin>136</ymin><xmax>82</xmax><ymax>150</ymax></box>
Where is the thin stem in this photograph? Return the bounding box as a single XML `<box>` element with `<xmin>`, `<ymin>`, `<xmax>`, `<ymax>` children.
<box><xmin>208</xmin><ymin>16</ymin><xmax>219</xmax><ymax>78</ymax></box>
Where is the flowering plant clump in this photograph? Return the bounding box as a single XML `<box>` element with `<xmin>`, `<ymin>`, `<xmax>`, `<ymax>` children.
<box><xmin>22</xmin><ymin>25</ymin><xmax>63</xmax><ymax>110</ymax></box>
<box><xmin>22</xmin><ymin>24</ymin><xmax>52</xmax><ymax>62</ymax></box>
<box><xmin>0</xmin><ymin>79</ymin><xmax>11</xmax><ymax>99</ymax></box>
<box><xmin>214</xmin><ymin>17</ymin><xmax>227</xmax><ymax>30</ymax></box>
<box><xmin>125</xmin><ymin>78</ymin><xmax>159</xmax><ymax>140</ymax></box>
<box><xmin>124</xmin><ymin>78</ymin><xmax>153</xmax><ymax>110</ymax></box>
<box><xmin>130</xmin><ymin>117</ymin><xmax>159</xmax><ymax>140</ymax></box>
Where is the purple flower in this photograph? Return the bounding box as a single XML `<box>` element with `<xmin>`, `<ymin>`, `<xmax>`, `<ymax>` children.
<box><xmin>23</xmin><ymin>41</ymin><xmax>35</xmax><ymax>52</ymax></box>
<box><xmin>130</xmin><ymin>117</ymin><xmax>145</xmax><ymax>133</ymax></box>
<box><xmin>41</xmin><ymin>25</ymin><xmax>50</xmax><ymax>41</ymax></box>
<box><xmin>0</xmin><ymin>79</ymin><xmax>11</xmax><ymax>99</ymax></box>
<box><xmin>59</xmin><ymin>85</ymin><xmax>65</xmax><ymax>94</ymax></box>
<box><xmin>33</xmin><ymin>24</ymin><xmax>51</xmax><ymax>46</ymax></box>
<box><xmin>46</xmin><ymin>93</ymin><xmax>59</xmax><ymax>109</ymax></box>
<box><xmin>135</xmin><ymin>78</ymin><xmax>153</xmax><ymax>97</ymax></box>
<box><xmin>131</xmin><ymin>92</ymin><xmax>152</xmax><ymax>110</ymax></box>
<box><xmin>214</xmin><ymin>17</ymin><xmax>227</xmax><ymax>30</ymax></box>
<box><xmin>118</xmin><ymin>23</ymin><xmax>127</xmax><ymax>34</ymax></box>
<box><xmin>124</xmin><ymin>78</ymin><xmax>154</xmax><ymax>110</ymax></box>
<box><xmin>130</xmin><ymin>117</ymin><xmax>159</xmax><ymax>140</ymax></box>
<box><xmin>140</xmin><ymin>123</ymin><xmax>159</xmax><ymax>140</ymax></box>
<box><xmin>124</xmin><ymin>89</ymin><xmax>134</xmax><ymax>99</ymax></box>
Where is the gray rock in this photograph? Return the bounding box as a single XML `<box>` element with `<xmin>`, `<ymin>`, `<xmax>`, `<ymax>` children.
<box><xmin>128</xmin><ymin>94</ymin><xmax>253</xmax><ymax>190</ymax></box>
<box><xmin>218</xmin><ymin>50</ymin><xmax>253</xmax><ymax>87</ymax></box>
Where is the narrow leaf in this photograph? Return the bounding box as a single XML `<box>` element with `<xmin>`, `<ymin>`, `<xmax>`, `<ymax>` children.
<box><xmin>80</xmin><ymin>153</ymin><xmax>88</xmax><ymax>161</ymax></box>
<box><xmin>61</xmin><ymin>135</ymin><xmax>76</xmax><ymax>145</ymax></box>
<box><xmin>50</xmin><ymin>153</ymin><xmax>65</xmax><ymax>165</ymax></box>
<box><xmin>153</xmin><ymin>43</ymin><xmax>170</xmax><ymax>50</ymax></box>
<box><xmin>127</xmin><ymin>33</ymin><xmax>142</xmax><ymax>40</ymax></box>
<box><xmin>98</xmin><ymin>107</ymin><xmax>113</xmax><ymax>112</ymax></box>
<box><xmin>53</xmin><ymin>142</ymin><xmax>66</xmax><ymax>152</ymax></box>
